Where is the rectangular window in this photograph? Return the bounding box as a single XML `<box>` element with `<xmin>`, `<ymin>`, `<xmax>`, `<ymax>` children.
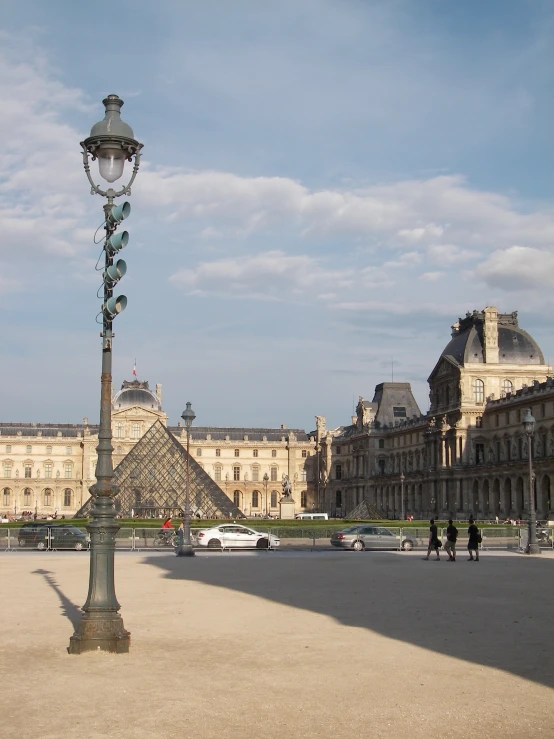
<box><xmin>66</xmin><ymin>446</ymin><xmax>72</xmax><ymax>455</ymax></box>
<box><xmin>301</xmin><ymin>470</ymin><xmax>307</xmax><ymax>482</ymax></box>
<box><xmin>131</xmin><ymin>423</ymin><xmax>140</xmax><ymax>439</ymax></box>
<box><xmin>26</xmin><ymin>445</ymin><xmax>32</xmax><ymax>454</ymax></box>
<box><xmin>252</xmin><ymin>467</ymin><xmax>259</xmax><ymax>482</ymax></box>
<box><xmin>214</xmin><ymin>467</ymin><xmax>222</xmax><ymax>481</ymax></box>
<box><xmin>335</xmin><ymin>463</ymin><xmax>342</xmax><ymax>480</ymax></box>
<box><xmin>393</xmin><ymin>407</ymin><xmax>407</xmax><ymax>418</ymax></box>
<box><xmin>6</xmin><ymin>445</ymin><xmax>11</xmax><ymax>454</ymax></box>
<box><xmin>336</xmin><ymin>446</ymin><xmax>341</xmax><ymax>455</ymax></box>
<box><xmin>270</xmin><ymin>467</ymin><xmax>277</xmax><ymax>482</ymax></box>
<box><xmin>506</xmin><ymin>439</ymin><xmax>511</xmax><ymax>462</ymax></box>
<box><xmin>116</xmin><ymin>424</ymin><xmax>124</xmax><ymax>438</ymax></box>
<box><xmin>233</xmin><ymin>466</ymin><xmax>240</xmax><ymax>481</ymax></box>
<box><xmin>196</xmin><ymin>448</ymin><xmax>202</xmax><ymax>457</ymax></box>
<box><xmin>3</xmin><ymin>490</ymin><xmax>9</xmax><ymax>506</ymax></box>
<box><xmin>270</xmin><ymin>490</ymin><xmax>278</xmax><ymax>508</ymax></box>
<box><xmin>253</xmin><ymin>449</ymin><xmax>258</xmax><ymax>457</ymax></box>
<box><xmin>234</xmin><ymin>449</ymin><xmax>240</xmax><ymax>457</ymax></box>
<box><xmin>45</xmin><ymin>463</ymin><xmax>53</xmax><ymax>479</ymax></box>
<box><xmin>475</xmin><ymin>443</ymin><xmax>485</xmax><ymax>465</ymax></box>
<box><xmin>301</xmin><ymin>450</ymin><xmax>308</xmax><ymax>458</ymax></box>
<box><xmin>4</xmin><ymin>465</ymin><xmax>11</xmax><ymax>478</ymax></box>
<box><xmin>25</xmin><ymin>464</ymin><xmax>32</xmax><ymax>479</ymax></box>
<box><xmin>64</xmin><ymin>463</ymin><xmax>72</xmax><ymax>479</ymax></box>
<box><xmin>271</xmin><ymin>449</ymin><xmax>277</xmax><ymax>457</ymax></box>
<box><xmin>215</xmin><ymin>449</ymin><xmax>221</xmax><ymax>457</ymax></box>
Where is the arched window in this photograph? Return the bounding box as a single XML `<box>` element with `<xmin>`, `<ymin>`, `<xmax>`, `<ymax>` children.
<box><xmin>23</xmin><ymin>488</ymin><xmax>32</xmax><ymax>506</ymax></box>
<box><xmin>472</xmin><ymin>378</ymin><xmax>484</xmax><ymax>403</ymax></box>
<box><xmin>300</xmin><ymin>490</ymin><xmax>307</xmax><ymax>507</ymax></box>
<box><xmin>63</xmin><ymin>489</ymin><xmax>72</xmax><ymax>507</ymax></box>
<box><xmin>233</xmin><ymin>490</ymin><xmax>241</xmax><ymax>507</ymax></box>
<box><xmin>270</xmin><ymin>490</ymin><xmax>278</xmax><ymax>508</ymax></box>
<box><xmin>252</xmin><ymin>490</ymin><xmax>259</xmax><ymax>508</ymax></box>
<box><xmin>43</xmin><ymin>488</ymin><xmax>53</xmax><ymax>506</ymax></box>
<box><xmin>502</xmin><ymin>379</ymin><xmax>513</xmax><ymax>395</ymax></box>
<box><xmin>3</xmin><ymin>488</ymin><xmax>11</xmax><ymax>506</ymax></box>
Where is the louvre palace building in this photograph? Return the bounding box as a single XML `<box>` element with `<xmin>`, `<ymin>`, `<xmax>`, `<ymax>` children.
<box><xmin>318</xmin><ymin>306</ymin><xmax>554</xmax><ymax>520</ymax></box>
<box><xmin>0</xmin><ymin>380</ymin><xmax>317</xmax><ymax>519</ymax></box>
<box><xmin>2</xmin><ymin>305</ymin><xmax>554</xmax><ymax>521</ymax></box>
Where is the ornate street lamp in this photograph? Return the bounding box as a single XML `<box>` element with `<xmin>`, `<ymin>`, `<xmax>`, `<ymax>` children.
<box><xmin>69</xmin><ymin>95</ymin><xmax>142</xmax><ymax>654</ymax></box>
<box><xmin>522</xmin><ymin>408</ymin><xmax>540</xmax><ymax>555</ymax></box>
<box><xmin>400</xmin><ymin>471</ymin><xmax>405</xmax><ymax>522</ymax></box>
<box><xmin>180</xmin><ymin>402</ymin><xmax>196</xmax><ymax>556</ymax></box>
<box><xmin>263</xmin><ymin>472</ymin><xmax>269</xmax><ymax>517</ymax></box>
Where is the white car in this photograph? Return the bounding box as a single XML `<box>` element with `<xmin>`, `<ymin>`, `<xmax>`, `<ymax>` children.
<box><xmin>195</xmin><ymin>524</ymin><xmax>280</xmax><ymax>550</ymax></box>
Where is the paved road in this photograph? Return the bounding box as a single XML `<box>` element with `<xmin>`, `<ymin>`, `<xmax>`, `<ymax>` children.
<box><xmin>1</xmin><ymin>550</ymin><xmax>553</xmax><ymax>739</ymax></box>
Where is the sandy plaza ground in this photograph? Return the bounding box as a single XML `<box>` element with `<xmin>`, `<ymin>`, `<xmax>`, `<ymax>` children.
<box><xmin>1</xmin><ymin>549</ymin><xmax>553</xmax><ymax>739</ymax></box>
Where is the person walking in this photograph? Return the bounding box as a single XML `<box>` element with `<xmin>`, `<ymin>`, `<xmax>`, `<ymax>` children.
<box><xmin>445</xmin><ymin>519</ymin><xmax>458</xmax><ymax>561</ymax></box>
<box><xmin>425</xmin><ymin>518</ymin><xmax>441</xmax><ymax>560</ymax></box>
<box><xmin>467</xmin><ymin>517</ymin><xmax>480</xmax><ymax>561</ymax></box>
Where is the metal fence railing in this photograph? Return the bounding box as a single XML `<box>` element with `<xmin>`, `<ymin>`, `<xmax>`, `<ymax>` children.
<box><xmin>2</xmin><ymin>526</ymin><xmax>553</xmax><ymax>552</ymax></box>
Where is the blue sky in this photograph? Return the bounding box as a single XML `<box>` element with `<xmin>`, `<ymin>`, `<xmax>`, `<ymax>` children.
<box><xmin>1</xmin><ymin>0</ymin><xmax>553</xmax><ymax>430</ymax></box>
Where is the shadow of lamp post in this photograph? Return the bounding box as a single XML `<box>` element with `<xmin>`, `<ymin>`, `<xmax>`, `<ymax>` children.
<box><xmin>69</xmin><ymin>94</ymin><xmax>142</xmax><ymax>654</ymax></box>
<box><xmin>522</xmin><ymin>408</ymin><xmax>540</xmax><ymax>555</ymax></box>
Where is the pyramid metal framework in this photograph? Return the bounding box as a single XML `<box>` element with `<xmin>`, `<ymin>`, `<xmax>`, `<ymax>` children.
<box><xmin>76</xmin><ymin>421</ymin><xmax>244</xmax><ymax>519</ymax></box>
<box><xmin>347</xmin><ymin>499</ymin><xmax>383</xmax><ymax>520</ymax></box>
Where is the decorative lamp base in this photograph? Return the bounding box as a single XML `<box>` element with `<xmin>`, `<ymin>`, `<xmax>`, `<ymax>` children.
<box><xmin>177</xmin><ymin>543</ymin><xmax>195</xmax><ymax>557</ymax></box>
<box><xmin>68</xmin><ymin>614</ymin><xmax>130</xmax><ymax>654</ymax></box>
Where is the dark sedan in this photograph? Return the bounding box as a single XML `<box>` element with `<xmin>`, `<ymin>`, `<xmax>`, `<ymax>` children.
<box><xmin>18</xmin><ymin>524</ymin><xmax>89</xmax><ymax>551</ymax></box>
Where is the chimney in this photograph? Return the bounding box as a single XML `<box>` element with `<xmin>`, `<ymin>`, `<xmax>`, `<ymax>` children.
<box><xmin>281</xmin><ymin>424</ymin><xmax>287</xmax><ymax>429</ymax></box>
<box><xmin>483</xmin><ymin>306</ymin><xmax>499</xmax><ymax>364</ymax></box>
<box><xmin>156</xmin><ymin>384</ymin><xmax>162</xmax><ymax>403</ymax></box>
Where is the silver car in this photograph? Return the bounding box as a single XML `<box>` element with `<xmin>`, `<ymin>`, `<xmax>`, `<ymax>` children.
<box><xmin>330</xmin><ymin>525</ymin><xmax>414</xmax><ymax>551</ymax></box>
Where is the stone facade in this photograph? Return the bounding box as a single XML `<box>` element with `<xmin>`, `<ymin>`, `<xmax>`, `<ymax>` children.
<box><xmin>319</xmin><ymin>307</ymin><xmax>554</xmax><ymax>520</ymax></box>
<box><xmin>0</xmin><ymin>380</ymin><xmax>317</xmax><ymax>518</ymax></box>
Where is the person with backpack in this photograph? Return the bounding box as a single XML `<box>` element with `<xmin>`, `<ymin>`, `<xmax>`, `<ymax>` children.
<box><xmin>445</xmin><ymin>519</ymin><xmax>458</xmax><ymax>561</ymax></box>
<box><xmin>424</xmin><ymin>518</ymin><xmax>441</xmax><ymax>560</ymax></box>
<box><xmin>467</xmin><ymin>517</ymin><xmax>480</xmax><ymax>561</ymax></box>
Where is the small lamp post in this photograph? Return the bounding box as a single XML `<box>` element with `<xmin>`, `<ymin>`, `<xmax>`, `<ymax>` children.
<box><xmin>180</xmin><ymin>402</ymin><xmax>196</xmax><ymax>557</ymax></box>
<box><xmin>400</xmin><ymin>471</ymin><xmax>405</xmax><ymax>521</ymax></box>
<box><xmin>522</xmin><ymin>408</ymin><xmax>540</xmax><ymax>555</ymax></box>
<box><xmin>69</xmin><ymin>94</ymin><xmax>142</xmax><ymax>655</ymax></box>
<box><xmin>263</xmin><ymin>472</ymin><xmax>269</xmax><ymax>517</ymax></box>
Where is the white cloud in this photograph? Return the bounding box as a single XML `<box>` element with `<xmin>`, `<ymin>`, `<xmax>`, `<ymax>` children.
<box><xmin>426</xmin><ymin>244</ymin><xmax>477</xmax><ymax>265</ymax></box>
<box><xmin>170</xmin><ymin>250</ymin><xmax>351</xmax><ymax>298</ymax></box>
<box><xmin>421</xmin><ymin>272</ymin><xmax>445</xmax><ymax>281</ymax></box>
<box><xmin>477</xmin><ymin>246</ymin><xmax>554</xmax><ymax>290</ymax></box>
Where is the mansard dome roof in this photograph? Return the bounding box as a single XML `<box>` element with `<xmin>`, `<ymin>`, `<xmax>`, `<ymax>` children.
<box><xmin>441</xmin><ymin>310</ymin><xmax>544</xmax><ymax>366</ymax></box>
<box><xmin>112</xmin><ymin>380</ymin><xmax>162</xmax><ymax>411</ymax></box>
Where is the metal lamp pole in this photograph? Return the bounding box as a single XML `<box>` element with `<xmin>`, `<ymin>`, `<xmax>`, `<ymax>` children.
<box><xmin>69</xmin><ymin>94</ymin><xmax>142</xmax><ymax>654</ymax></box>
<box><xmin>522</xmin><ymin>409</ymin><xmax>540</xmax><ymax>555</ymax></box>
<box><xmin>263</xmin><ymin>472</ymin><xmax>269</xmax><ymax>517</ymax></box>
<box><xmin>400</xmin><ymin>471</ymin><xmax>405</xmax><ymax>521</ymax></box>
<box><xmin>180</xmin><ymin>402</ymin><xmax>196</xmax><ymax>556</ymax></box>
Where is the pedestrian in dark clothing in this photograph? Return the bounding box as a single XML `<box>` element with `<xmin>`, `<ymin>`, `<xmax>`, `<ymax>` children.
<box><xmin>467</xmin><ymin>517</ymin><xmax>480</xmax><ymax>561</ymax></box>
<box><xmin>425</xmin><ymin>518</ymin><xmax>441</xmax><ymax>560</ymax></box>
<box><xmin>445</xmin><ymin>519</ymin><xmax>458</xmax><ymax>561</ymax></box>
